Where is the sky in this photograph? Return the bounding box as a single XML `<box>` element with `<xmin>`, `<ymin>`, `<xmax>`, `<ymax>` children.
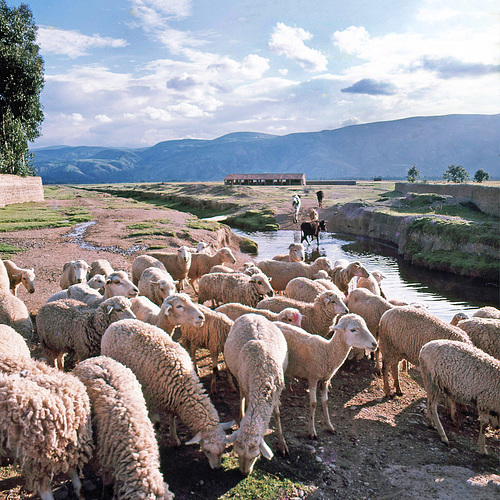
<box><xmin>10</xmin><ymin>0</ymin><xmax>500</xmax><ymax>148</ymax></box>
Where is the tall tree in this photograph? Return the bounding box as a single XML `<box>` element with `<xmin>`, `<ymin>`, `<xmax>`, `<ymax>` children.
<box><xmin>0</xmin><ymin>1</ymin><xmax>44</xmax><ymax>176</ymax></box>
<box><xmin>443</xmin><ymin>164</ymin><xmax>469</xmax><ymax>183</ymax></box>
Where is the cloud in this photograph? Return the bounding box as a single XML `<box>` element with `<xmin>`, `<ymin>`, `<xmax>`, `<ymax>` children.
<box><xmin>414</xmin><ymin>56</ymin><xmax>500</xmax><ymax>79</ymax></box>
<box><xmin>341</xmin><ymin>79</ymin><xmax>398</xmax><ymax>96</ymax></box>
<box><xmin>331</xmin><ymin>26</ymin><xmax>370</xmax><ymax>56</ymax></box>
<box><xmin>37</xmin><ymin>27</ymin><xmax>127</xmax><ymax>58</ymax></box>
<box><xmin>166</xmin><ymin>74</ymin><xmax>198</xmax><ymax>90</ymax></box>
<box><xmin>269</xmin><ymin>22</ymin><xmax>328</xmax><ymax>72</ymax></box>
<box><xmin>130</xmin><ymin>0</ymin><xmax>192</xmax><ymax>23</ymax></box>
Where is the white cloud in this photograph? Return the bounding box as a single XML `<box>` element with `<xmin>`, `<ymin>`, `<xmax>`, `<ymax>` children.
<box><xmin>131</xmin><ymin>0</ymin><xmax>192</xmax><ymax>22</ymax></box>
<box><xmin>269</xmin><ymin>22</ymin><xmax>328</xmax><ymax>72</ymax></box>
<box><xmin>95</xmin><ymin>114</ymin><xmax>113</xmax><ymax>123</ymax></box>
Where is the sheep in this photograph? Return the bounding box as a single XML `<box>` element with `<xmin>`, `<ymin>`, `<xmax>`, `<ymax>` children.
<box><xmin>450</xmin><ymin>312</ymin><xmax>469</xmax><ymax>326</ymax></box>
<box><xmin>419</xmin><ymin>339</ymin><xmax>500</xmax><ymax>454</ymax></box>
<box><xmin>215</xmin><ymin>303</ymin><xmax>303</xmax><ymax>327</ymax></box>
<box><xmin>257</xmin><ymin>290</ymin><xmax>348</xmax><ymax>338</ymax></box>
<box><xmin>330</xmin><ymin>260</ymin><xmax>370</xmax><ymax>294</ymax></box>
<box><xmin>356</xmin><ymin>270</ymin><xmax>386</xmax><ymax>298</ymax></box>
<box><xmin>198</xmin><ymin>271</ymin><xmax>274</xmax><ymax>308</ymax></box>
<box><xmin>378</xmin><ymin>305</ymin><xmax>472</xmax><ymax>398</ymax></box>
<box><xmin>308</xmin><ymin>208</ymin><xmax>319</xmax><ymax>221</ymax></box>
<box><xmin>188</xmin><ymin>247</ymin><xmax>236</xmax><ymax>293</ymax></box>
<box><xmin>209</xmin><ymin>264</ymin><xmax>236</xmax><ymax>273</ymax></box>
<box><xmin>300</xmin><ymin>220</ymin><xmax>326</xmax><ymax>246</ymax></box>
<box><xmin>154</xmin><ymin>293</ymin><xmax>205</xmax><ymax>335</ymax></box>
<box><xmin>89</xmin><ymin>259</ymin><xmax>114</xmax><ymax>278</ymax></box>
<box><xmin>0</xmin><ymin>356</ymin><xmax>93</xmax><ymax>500</ymax></box>
<box><xmin>3</xmin><ymin>259</ymin><xmax>35</xmax><ymax>295</ymax></box>
<box><xmin>0</xmin><ymin>289</ymin><xmax>33</xmax><ymax>341</ymax></box>
<box><xmin>73</xmin><ymin>356</ymin><xmax>173</xmax><ymax>499</ymax></box>
<box><xmin>101</xmin><ymin>319</ymin><xmax>234</xmax><ymax>469</ymax></box>
<box><xmin>291</xmin><ymin>194</ymin><xmax>301</xmax><ymax>223</ymax></box>
<box><xmin>0</xmin><ymin>324</ymin><xmax>31</xmax><ymax>360</ymax></box>
<box><xmin>147</xmin><ymin>246</ymin><xmax>192</xmax><ymax>291</ymax></box>
<box><xmin>472</xmin><ymin>306</ymin><xmax>500</xmax><ymax>319</ymax></box>
<box><xmin>138</xmin><ymin>267</ymin><xmax>178</xmax><ymax>306</ymax></box>
<box><xmin>36</xmin><ymin>296</ymin><xmax>136</xmax><ymax>369</ymax></box>
<box><xmin>257</xmin><ymin>256</ymin><xmax>334</xmax><ymax>293</ymax></box>
<box><xmin>456</xmin><ymin>317</ymin><xmax>500</xmax><ymax>360</ymax></box>
<box><xmin>187</xmin><ymin>241</ymin><xmax>211</xmax><ymax>254</ymax></box>
<box><xmin>59</xmin><ymin>259</ymin><xmax>90</xmax><ymax>289</ymax></box>
<box><xmin>0</xmin><ymin>260</ymin><xmax>9</xmax><ymax>291</ymax></box>
<box><xmin>102</xmin><ymin>271</ymin><xmax>139</xmax><ymax>299</ymax></box>
<box><xmin>224</xmin><ymin>314</ymin><xmax>289</xmax><ymax>475</ymax></box>
<box><xmin>46</xmin><ymin>274</ymin><xmax>107</xmax><ymax>304</ymax></box>
<box><xmin>130</xmin><ymin>296</ymin><xmax>161</xmax><ymax>324</ymax></box>
<box><xmin>131</xmin><ymin>255</ymin><xmax>167</xmax><ymax>285</ymax></box>
<box><xmin>272</xmin><ymin>243</ymin><xmax>305</xmax><ymax>262</ymax></box>
<box><xmin>274</xmin><ymin>314</ymin><xmax>377</xmax><ymax>439</ymax></box>
<box><xmin>179</xmin><ymin>304</ymin><xmax>233</xmax><ymax>394</ymax></box>
<box><xmin>285</xmin><ymin>276</ymin><xmax>344</xmax><ymax>304</ymax></box>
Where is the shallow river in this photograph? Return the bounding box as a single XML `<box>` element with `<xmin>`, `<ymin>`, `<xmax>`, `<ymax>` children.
<box><xmin>233</xmin><ymin>229</ymin><xmax>499</xmax><ymax>322</ymax></box>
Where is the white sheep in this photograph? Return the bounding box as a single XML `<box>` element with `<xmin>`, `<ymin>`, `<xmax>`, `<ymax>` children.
<box><xmin>102</xmin><ymin>271</ymin><xmax>139</xmax><ymax>299</ymax></box>
<box><xmin>36</xmin><ymin>296</ymin><xmax>136</xmax><ymax>369</ymax></box>
<box><xmin>285</xmin><ymin>276</ymin><xmax>344</xmax><ymax>304</ymax></box>
<box><xmin>187</xmin><ymin>241</ymin><xmax>211</xmax><ymax>254</ymax></box>
<box><xmin>131</xmin><ymin>254</ymin><xmax>168</xmax><ymax>285</ymax></box>
<box><xmin>291</xmin><ymin>194</ymin><xmax>301</xmax><ymax>223</ymax></box>
<box><xmin>274</xmin><ymin>314</ymin><xmax>377</xmax><ymax>438</ymax></box>
<box><xmin>257</xmin><ymin>256</ymin><xmax>334</xmax><ymax>293</ymax></box>
<box><xmin>0</xmin><ymin>323</ymin><xmax>31</xmax><ymax>359</ymax></box>
<box><xmin>257</xmin><ymin>290</ymin><xmax>348</xmax><ymax>338</ymax></box>
<box><xmin>224</xmin><ymin>314</ymin><xmax>289</xmax><ymax>475</ymax></box>
<box><xmin>138</xmin><ymin>266</ymin><xmax>178</xmax><ymax>306</ymax></box>
<box><xmin>215</xmin><ymin>303</ymin><xmax>303</xmax><ymax>327</ymax></box>
<box><xmin>59</xmin><ymin>259</ymin><xmax>90</xmax><ymax>289</ymax></box>
<box><xmin>3</xmin><ymin>259</ymin><xmax>36</xmax><ymax>295</ymax></box>
<box><xmin>89</xmin><ymin>259</ymin><xmax>114</xmax><ymax>278</ymax></box>
<box><xmin>472</xmin><ymin>306</ymin><xmax>500</xmax><ymax>319</ymax></box>
<box><xmin>46</xmin><ymin>274</ymin><xmax>107</xmax><ymax>305</ymax></box>
<box><xmin>378</xmin><ymin>305</ymin><xmax>471</xmax><ymax>398</ymax></box>
<box><xmin>419</xmin><ymin>339</ymin><xmax>500</xmax><ymax>454</ymax></box>
<box><xmin>329</xmin><ymin>260</ymin><xmax>370</xmax><ymax>294</ymax></box>
<box><xmin>450</xmin><ymin>312</ymin><xmax>469</xmax><ymax>326</ymax></box>
<box><xmin>154</xmin><ymin>293</ymin><xmax>205</xmax><ymax>335</ymax></box>
<box><xmin>209</xmin><ymin>264</ymin><xmax>236</xmax><ymax>273</ymax></box>
<box><xmin>0</xmin><ymin>289</ymin><xmax>33</xmax><ymax>341</ymax></box>
<box><xmin>147</xmin><ymin>246</ymin><xmax>192</xmax><ymax>291</ymax></box>
<box><xmin>101</xmin><ymin>319</ymin><xmax>234</xmax><ymax>469</ymax></box>
<box><xmin>198</xmin><ymin>271</ymin><xmax>274</xmax><ymax>308</ymax></box>
<box><xmin>188</xmin><ymin>247</ymin><xmax>236</xmax><ymax>292</ymax></box>
<box><xmin>456</xmin><ymin>317</ymin><xmax>500</xmax><ymax>360</ymax></box>
<box><xmin>130</xmin><ymin>296</ymin><xmax>161</xmax><ymax>324</ymax></box>
<box><xmin>73</xmin><ymin>356</ymin><xmax>173</xmax><ymax>499</ymax></box>
<box><xmin>0</xmin><ymin>260</ymin><xmax>9</xmax><ymax>291</ymax></box>
<box><xmin>272</xmin><ymin>243</ymin><xmax>305</xmax><ymax>262</ymax></box>
<box><xmin>356</xmin><ymin>270</ymin><xmax>386</xmax><ymax>298</ymax></box>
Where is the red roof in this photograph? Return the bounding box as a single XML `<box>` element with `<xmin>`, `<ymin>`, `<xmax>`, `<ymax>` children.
<box><xmin>224</xmin><ymin>173</ymin><xmax>305</xmax><ymax>180</ymax></box>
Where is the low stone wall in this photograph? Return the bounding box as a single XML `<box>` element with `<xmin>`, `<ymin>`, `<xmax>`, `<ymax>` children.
<box><xmin>395</xmin><ymin>182</ymin><xmax>499</xmax><ymax>217</ymax></box>
<box><xmin>0</xmin><ymin>174</ymin><xmax>44</xmax><ymax>207</ymax></box>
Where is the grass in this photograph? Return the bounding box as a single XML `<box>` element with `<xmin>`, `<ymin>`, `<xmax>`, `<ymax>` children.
<box><xmin>224</xmin><ymin>209</ymin><xmax>279</xmax><ymax>231</ymax></box>
<box><xmin>187</xmin><ymin>218</ymin><xmax>221</xmax><ymax>231</ymax></box>
<box><xmin>0</xmin><ymin>243</ymin><xmax>23</xmax><ymax>259</ymax></box>
<box><xmin>125</xmin><ymin>219</ymin><xmax>174</xmax><ymax>238</ymax></box>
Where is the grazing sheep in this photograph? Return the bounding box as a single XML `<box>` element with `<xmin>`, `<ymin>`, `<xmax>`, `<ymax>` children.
<box><xmin>285</xmin><ymin>276</ymin><xmax>344</xmax><ymax>304</ymax></box>
<box><xmin>378</xmin><ymin>306</ymin><xmax>471</xmax><ymax>397</ymax></box>
<box><xmin>155</xmin><ymin>293</ymin><xmax>205</xmax><ymax>335</ymax></box>
<box><xmin>0</xmin><ymin>324</ymin><xmax>31</xmax><ymax>360</ymax></box>
<box><xmin>0</xmin><ymin>289</ymin><xmax>33</xmax><ymax>341</ymax></box>
<box><xmin>101</xmin><ymin>319</ymin><xmax>233</xmax><ymax>469</ymax></box>
<box><xmin>275</xmin><ymin>314</ymin><xmax>377</xmax><ymax>439</ymax></box>
<box><xmin>419</xmin><ymin>339</ymin><xmax>500</xmax><ymax>454</ymax></box>
<box><xmin>330</xmin><ymin>261</ymin><xmax>370</xmax><ymax>294</ymax></box>
<box><xmin>59</xmin><ymin>259</ymin><xmax>90</xmax><ymax>289</ymax></box>
<box><xmin>36</xmin><ymin>296</ymin><xmax>136</xmax><ymax>369</ymax></box>
<box><xmin>224</xmin><ymin>314</ymin><xmax>289</xmax><ymax>475</ymax></box>
<box><xmin>450</xmin><ymin>312</ymin><xmax>469</xmax><ymax>326</ymax></box>
<box><xmin>457</xmin><ymin>317</ymin><xmax>500</xmax><ymax>360</ymax></box>
<box><xmin>356</xmin><ymin>270</ymin><xmax>386</xmax><ymax>298</ymax></box>
<box><xmin>198</xmin><ymin>271</ymin><xmax>274</xmax><ymax>308</ymax></box>
<box><xmin>130</xmin><ymin>296</ymin><xmax>161</xmax><ymax>324</ymax></box>
<box><xmin>3</xmin><ymin>259</ymin><xmax>35</xmax><ymax>295</ymax></box>
<box><xmin>147</xmin><ymin>246</ymin><xmax>192</xmax><ymax>291</ymax></box>
<box><xmin>179</xmin><ymin>304</ymin><xmax>233</xmax><ymax>393</ymax></box>
<box><xmin>131</xmin><ymin>255</ymin><xmax>167</xmax><ymax>285</ymax></box>
<box><xmin>209</xmin><ymin>264</ymin><xmax>236</xmax><ymax>273</ymax></box>
<box><xmin>73</xmin><ymin>356</ymin><xmax>173</xmax><ymax>500</ymax></box>
<box><xmin>0</xmin><ymin>260</ymin><xmax>9</xmax><ymax>291</ymax></box>
<box><xmin>257</xmin><ymin>256</ymin><xmax>334</xmax><ymax>293</ymax></box>
<box><xmin>472</xmin><ymin>306</ymin><xmax>500</xmax><ymax>319</ymax></box>
<box><xmin>291</xmin><ymin>194</ymin><xmax>301</xmax><ymax>223</ymax></box>
<box><xmin>257</xmin><ymin>290</ymin><xmax>348</xmax><ymax>338</ymax></box>
<box><xmin>188</xmin><ymin>247</ymin><xmax>236</xmax><ymax>293</ymax></box>
<box><xmin>89</xmin><ymin>259</ymin><xmax>114</xmax><ymax>278</ymax></box>
<box><xmin>0</xmin><ymin>356</ymin><xmax>93</xmax><ymax>500</ymax></box>
<box><xmin>272</xmin><ymin>243</ymin><xmax>305</xmax><ymax>262</ymax></box>
<box><xmin>215</xmin><ymin>303</ymin><xmax>303</xmax><ymax>327</ymax></box>
<box><xmin>138</xmin><ymin>267</ymin><xmax>178</xmax><ymax>306</ymax></box>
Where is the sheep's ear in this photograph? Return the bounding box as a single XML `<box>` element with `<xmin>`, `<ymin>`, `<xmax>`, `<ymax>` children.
<box><xmin>107</xmin><ymin>306</ymin><xmax>114</xmax><ymax>316</ymax></box>
<box><xmin>260</xmin><ymin>439</ymin><xmax>273</xmax><ymax>460</ymax></box>
<box><xmin>221</xmin><ymin>420</ymin><xmax>235</xmax><ymax>430</ymax></box>
<box><xmin>164</xmin><ymin>302</ymin><xmax>173</xmax><ymax>314</ymax></box>
<box><xmin>185</xmin><ymin>432</ymin><xmax>202</xmax><ymax>445</ymax></box>
<box><xmin>150</xmin><ymin>280</ymin><xmax>159</xmax><ymax>285</ymax></box>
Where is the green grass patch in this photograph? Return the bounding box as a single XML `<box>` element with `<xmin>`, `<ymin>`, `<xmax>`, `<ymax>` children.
<box><xmin>225</xmin><ymin>209</ymin><xmax>279</xmax><ymax>231</ymax></box>
<box><xmin>125</xmin><ymin>219</ymin><xmax>174</xmax><ymax>238</ymax></box>
<box><xmin>0</xmin><ymin>243</ymin><xmax>23</xmax><ymax>258</ymax></box>
<box><xmin>239</xmin><ymin>236</ymin><xmax>259</xmax><ymax>253</ymax></box>
<box><xmin>186</xmin><ymin>218</ymin><xmax>221</xmax><ymax>231</ymax></box>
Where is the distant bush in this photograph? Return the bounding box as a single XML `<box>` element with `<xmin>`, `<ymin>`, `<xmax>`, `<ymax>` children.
<box><xmin>443</xmin><ymin>164</ymin><xmax>469</xmax><ymax>183</ymax></box>
<box><xmin>473</xmin><ymin>169</ymin><xmax>489</xmax><ymax>183</ymax></box>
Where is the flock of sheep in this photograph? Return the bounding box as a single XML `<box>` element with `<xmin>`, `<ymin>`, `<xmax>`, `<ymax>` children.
<box><xmin>0</xmin><ymin>236</ymin><xmax>499</xmax><ymax>499</ymax></box>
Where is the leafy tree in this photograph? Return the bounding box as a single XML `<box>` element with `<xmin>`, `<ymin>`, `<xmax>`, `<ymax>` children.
<box><xmin>443</xmin><ymin>164</ymin><xmax>469</xmax><ymax>183</ymax></box>
<box><xmin>0</xmin><ymin>1</ymin><xmax>44</xmax><ymax>176</ymax></box>
<box><xmin>406</xmin><ymin>164</ymin><xmax>420</xmax><ymax>182</ymax></box>
<box><xmin>473</xmin><ymin>169</ymin><xmax>489</xmax><ymax>183</ymax></box>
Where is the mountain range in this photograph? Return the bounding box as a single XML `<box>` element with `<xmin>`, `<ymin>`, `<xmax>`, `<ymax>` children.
<box><xmin>33</xmin><ymin>114</ymin><xmax>500</xmax><ymax>183</ymax></box>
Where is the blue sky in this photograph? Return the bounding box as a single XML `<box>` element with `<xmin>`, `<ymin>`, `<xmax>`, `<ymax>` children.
<box><xmin>11</xmin><ymin>0</ymin><xmax>500</xmax><ymax>148</ymax></box>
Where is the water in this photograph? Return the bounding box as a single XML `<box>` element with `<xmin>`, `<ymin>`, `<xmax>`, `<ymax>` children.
<box><xmin>233</xmin><ymin>229</ymin><xmax>499</xmax><ymax>322</ymax></box>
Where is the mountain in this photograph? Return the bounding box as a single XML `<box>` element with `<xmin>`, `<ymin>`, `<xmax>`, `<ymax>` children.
<box><xmin>33</xmin><ymin>114</ymin><xmax>500</xmax><ymax>183</ymax></box>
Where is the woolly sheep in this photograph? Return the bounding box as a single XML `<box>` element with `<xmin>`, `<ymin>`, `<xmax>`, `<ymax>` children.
<box><xmin>46</xmin><ymin>275</ymin><xmax>107</xmax><ymax>305</ymax></box>
<box><xmin>147</xmin><ymin>246</ymin><xmax>192</xmax><ymax>291</ymax></box>
<box><xmin>132</xmin><ymin>255</ymin><xmax>167</xmax><ymax>285</ymax></box>
<box><xmin>457</xmin><ymin>317</ymin><xmax>500</xmax><ymax>360</ymax></box>
<box><xmin>37</xmin><ymin>296</ymin><xmax>136</xmax><ymax>369</ymax></box>
<box><xmin>138</xmin><ymin>266</ymin><xmax>178</xmax><ymax>306</ymax></box>
<box><xmin>155</xmin><ymin>293</ymin><xmax>205</xmax><ymax>335</ymax></box>
<box><xmin>59</xmin><ymin>259</ymin><xmax>90</xmax><ymax>289</ymax></box>
<box><xmin>272</xmin><ymin>243</ymin><xmax>305</xmax><ymax>262</ymax></box>
<box><xmin>356</xmin><ymin>270</ymin><xmax>386</xmax><ymax>297</ymax></box>
<box><xmin>0</xmin><ymin>356</ymin><xmax>93</xmax><ymax>500</ymax></box>
<box><xmin>209</xmin><ymin>264</ymin><xmax>236</xmax><ymax>273</ymax></box>
<box><xmin>0</xmin><ymin>324</ymin><xmax>31</xmax><ymax>360</ymax></box>
<box><xmin>215</xmin><ymin>303</ymin><xmax>303</xmax><ymax>327</ymax></box>
<box><xmin>450</xmin><ymin>312</ymin><xmax>469</xmax><ymax>326</ymax></box>
<box><xmin>419</xmin><ymin>339</ymin><xmax>500</xmax><ymax>454</ymax></box>
<box><xmin>187</xmin><ymin>241</ymin><xmax>211</xmax><ymax>254</ymax></box>
<box><xmin>198</xmin><ymin>271</ymin><xmax>274</xmax><ymax>308</ymax></box>
<box><xmin>291</xmin><ymin>194</ymin><xmax>301</xmax><ymax>223</ymax></box>
<box><xmin>102</xmin><ymin>271</ymin><xmax>138</xmax><ymax>299</ymax></box>
<box><xmin>378</xmin><ymin>305</ymin><xmax>471</xmax><ymax>397</ymax></box>
<box><xmin>130</xmin><ymin>296</ymin><xmax>161</xmax><ymax>324</ymax></box>
<box><xmin>0</xmin><ymin>260</ymin><xmax>9</xmax><ymax>291</ymax></box>
<box><xmin>329</xmin><ymin>261</ymin><xmax>370</xmax><ymax>294</ymax></box>
<box><xmin>472</xmin><ymin>306</ymin><xmax>500</xmax><ymax>319</ymax></box>
<box><xmin>257</xmin><ymin>256</ymin><xmax>334</xmax><ymax>293</ymax></box>
<box><xmin>188</xmin><ymin>247</ymin><xmax>236</xmax><ymax>293</ymax></box>
<box><xmin>224</xmin><ymin>314</ymin><xmax>289</xmax><ymax>475</ymax></box>
<box><xmin>275</xmin><ymin>314</ymin><xmax>377</xmax><ymax>438</ymax></box>
<box><xmin>89</xmin><ymin>259</ymin><xmax>114</xmax><ymax>279</ymax></box>
<box><xmin>3</xmin><ymin>259</ymin><xmax>35</xmax><ymax>295</ymax></box>
<box><xmin>257</xmin><ymin>290</ymin><xmax>348</xmax><ymax>338</ymax></box>
<box><xmin>101</xmin><ymin>319</ymin><xmax>233</xmax><ymax>469</ymax></box>
<box><xmin>0</xmin><ymin>289</ymin><xmax>33</xmax><ymax>341</ymax></box>
<box><xmin>73</xmin><ymin>356</ymin><xmax>173</xmax><ymax>499</ymax></box>
<box><xmin>285</xmin><ymin>276</ymin><xmax>345</xmax><ymax>304</ymax></box>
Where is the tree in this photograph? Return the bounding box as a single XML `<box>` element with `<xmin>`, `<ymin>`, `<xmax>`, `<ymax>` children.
<box><xmin>473</xmin><ymin>169</ymin><xmax>489</xmax><ymax>183</ymax></box>
<box><xmin>406</xmin><ymin>164</ymin><xmax>420</xmax><ymax>182</ymax></box>
<box><xmin>443</xmin><ymin>165</ymin><xmax>469</xmax><ymax>183</ymax></box>
<box><xmin>0</xmin><ymin>1</ymin><xmax>44</xmax><ymax>176</ymax></box>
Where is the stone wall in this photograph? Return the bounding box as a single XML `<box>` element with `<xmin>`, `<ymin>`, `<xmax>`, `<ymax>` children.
<box><xmin>0</xmin><ymin>174</ymin><xmax>44</xmax><ymax>207</ymax></box>
<box><xmin>395</xmin><ymin>182</ymin><xmax>499</xmax><ymax>217</ymax></box>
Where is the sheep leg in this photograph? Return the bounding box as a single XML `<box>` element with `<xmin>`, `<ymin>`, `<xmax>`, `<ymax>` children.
<box><xmin>70</xmin><ymin>469</ymin><xmax>84</xmax><ymax>500</ymax></box>
<box><xmin>226</xmin><ymin>367</ymin><xmax>237</xmax><ymax>392</ymax></box>
<box><xmin>273</xmin><ymin>404</ymin><xmax>289</xmax><ymax>456</ymax></box>
<box><xmin>321</xmin><ymin>381</ymin><xmax>335</xmax><ymax>434</ymax></box>
<box><xmin>39</xmin><ymin>490</ymin><xmax>55</xmax><ymax>500</ymax></box>
<box><xmin>391</xmin><ymin>361</ymin><xmax>403</xmax><ymax>396</ymax></box>
<box><xmin>308</xmin><ymin>380</ymin><xmax>319</xmax><ymax>439</ymax></box>
<box><xmin>210</xmin><ymin>352</ymin><xmax>219</xmax><ymax>394</ymax></box>
<box><xmin>161</xmin><ymin>413</ymin><xmax>181</xmax><ymax>447</ymax></box>
<box><xmin>374</xmin><ymin>348</ymin><xmax>382</xmax><ymax>375</ymax></box>
<box><xmin>189</xmin><ymin>278</ymin><xmax>199</xmax><ymax>294</ymax></box>
<box><xmin>477</xmin><ymin>414</ymin><xmax>489</xmax><ymax>455</ymax></box>
<box><xmin>426</xmin><ymin>393</ymin><xmax>449</xmax><ymax>445</ymax></box>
